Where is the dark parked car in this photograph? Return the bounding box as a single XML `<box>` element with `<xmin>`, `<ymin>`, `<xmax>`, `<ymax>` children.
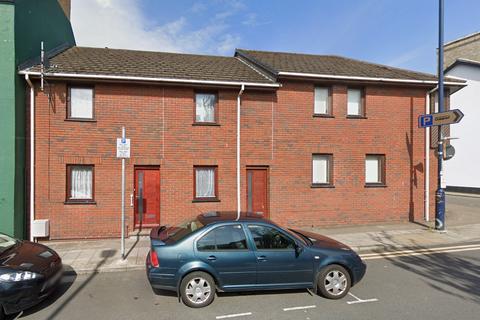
<box><xmin>146</xmin><ymin>211</ymin><xmax>366</xmax><ymax>308</ymax></box>
<box><xmin>0</xmin><ymin>233</ymin><xmax>63</xmax><ymax>319</ymax></box>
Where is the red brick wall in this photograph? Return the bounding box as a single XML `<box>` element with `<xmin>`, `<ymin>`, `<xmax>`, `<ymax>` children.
<box><xmin>32</xmin><ymin>80</ymin><xmax>434</xmax><ymax>239</ymax></box>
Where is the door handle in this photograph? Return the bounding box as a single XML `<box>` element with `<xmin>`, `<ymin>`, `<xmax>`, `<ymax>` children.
<box><xmin>207</xmin><ymin>255</ymin><xmax>217</xmax><ymax>261</ymax></box>
<box><xmin>257</xmin><ymin>255</ymin><xmax>267</xmax><ymax>262</ymax></box>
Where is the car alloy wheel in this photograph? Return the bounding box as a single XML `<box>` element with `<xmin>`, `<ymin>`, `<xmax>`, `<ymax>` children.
<box><xmin>180</xmin><ymin>271</ymin><xmax>215</xmax><ymax>308</ymax></box>
<box><xmin>318</xmin><ymin>264</ymin><xmax>351</xmax><ymax>299</ymax></box>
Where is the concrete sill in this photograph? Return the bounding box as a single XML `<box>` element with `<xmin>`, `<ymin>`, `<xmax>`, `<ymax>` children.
<box><xmin>64</xmin><ymin>118</ymin><xmax>97</xmax><ymax>123</ymax></box>
<box><xmin>346</xmin><ymin>115</ymin><xmax>368</xmax><ymax>119</ymax></box>
<box><xmin>192</xmin><ymin>123</ymin><xmax>221</xmax><ymax>126</ymax></box>
<box><xmin>364</xmin><ymin>184</ymin><xmax>387</xmax><ymax>188</ymax></box>
<box><xmin>311</xmin><ymin>184</ymin><xmax>335</xmax><ymax>188</ymax></box>
<box><xmin>313</xmin><ymin>114</ymin><xmax>335</xmax><ymax>118</ymax></box>
<box><xmin>192</xmin><ymin>198</ymin><xmax>221</xmax><ymax>203</ymax></box>
<box><xmin>64</xmin><ymin>201</ymin><xmax>97</xmax><ymax>205</ymax></box>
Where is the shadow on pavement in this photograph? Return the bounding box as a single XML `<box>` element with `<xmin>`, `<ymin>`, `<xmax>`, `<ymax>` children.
<box><xmin>368</xmin><ymin>232</ymin><xmax>480</xmax><ymax>304</ymax></box>
<box><xmin>20</xmin><ymin>249</ymin><xmax>117</xmax><ymax>320</ymax></box>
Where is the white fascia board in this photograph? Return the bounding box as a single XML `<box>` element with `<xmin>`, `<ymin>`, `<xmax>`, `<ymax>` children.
<box><xmin>18</xmin><ymin>71</ymin><xmax>280</xmax><ymax>88</ymax></box>
<box><xmin>277</xmin><ymin>71</ymin><xmax>464</xmax><ymax>86</ymax></box>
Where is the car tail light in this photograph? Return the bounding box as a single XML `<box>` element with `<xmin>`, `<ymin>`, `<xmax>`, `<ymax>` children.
<box><xmin>150</xmin><ymin>249</ymin><xmax>159</xmax><ymax>267</ymax></box>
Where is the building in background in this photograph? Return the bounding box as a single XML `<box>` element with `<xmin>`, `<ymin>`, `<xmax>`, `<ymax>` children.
<box><xmin>0</xmin><ymin>0</ymin><xmax>75</xmax><ymax>238</ymax></box>
<box><xmin>444</xmin><ymin>32</ymin><xmax>480</xmax><ymax>193</ymax></box>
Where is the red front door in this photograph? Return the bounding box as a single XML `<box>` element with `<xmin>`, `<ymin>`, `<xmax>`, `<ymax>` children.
<box><xmin>246</xmin><ymin>168</ymin><xmax>269</xmax><ymax>218</ymax></box>
<box><xmin>134</xmin><ymin>167</ymin><xmax>160</xmax><ymax>227</ymax></box>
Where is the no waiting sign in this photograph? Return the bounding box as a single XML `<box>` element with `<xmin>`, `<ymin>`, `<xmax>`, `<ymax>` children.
<box><xmin>116</xmin><ymin>138</ymin><xmax>131</xmax><ymax>158</ymax></box>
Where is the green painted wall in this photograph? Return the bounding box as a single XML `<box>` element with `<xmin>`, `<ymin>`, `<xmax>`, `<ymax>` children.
<box><xmin>0</xmin><ymin>3</ymin><xmax>17</xmax><ymax>237</ymax></box>
<box><xmin>0</xmin><ymin>0</ymin><xmax>75</xmax><ymax>238</ymax></box>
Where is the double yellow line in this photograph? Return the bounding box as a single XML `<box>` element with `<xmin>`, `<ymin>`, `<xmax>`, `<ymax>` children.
<box><xmin>360</xmin><ymin>243</ymin><xmax>480</xmax><ymax>260</ymax></box>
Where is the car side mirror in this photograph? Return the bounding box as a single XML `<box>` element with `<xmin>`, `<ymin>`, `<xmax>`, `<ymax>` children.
<box><xmin>294</xmin><ymin>243</ymin><xmax>303</xmax><ymax>256</ymax></box>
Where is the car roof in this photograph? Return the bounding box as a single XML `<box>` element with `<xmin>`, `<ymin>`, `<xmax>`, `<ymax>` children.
<box><xmin>197</xmin><ymin>211</ymin><xmax>271</xmax><ymax>226</ymax></box>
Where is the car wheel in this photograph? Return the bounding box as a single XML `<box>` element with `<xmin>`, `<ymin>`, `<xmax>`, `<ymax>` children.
<box><xmin>180</xmin><ymin>271</ymin><xmax>215</xmax><ymax>308</ymax></box>
<box><xmin>317</xmin><ymin>264</ymin><xmax>351</xmax><ymax>299</ymax></box>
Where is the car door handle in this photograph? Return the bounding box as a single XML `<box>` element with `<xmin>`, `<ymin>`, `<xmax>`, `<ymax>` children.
<box><xmin>257</xmin><ymin>255</ymin><xmax>267</xmax><ymax>262</ymax></box>
<box><xmin>207</xmin><ymin>255</ymin><xmax>217</xmax><ymax>261</ymax></box>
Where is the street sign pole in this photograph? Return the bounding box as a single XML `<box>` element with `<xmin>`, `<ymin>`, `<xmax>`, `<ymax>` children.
<box><xmin>121</xmin><ymin>126</ymin><xmax>126</xmax><ymax>258</ymax></box>
<box><xmin>435</xmin><ymin>0</ymin><xmax>446</xmax><ymax>231</ymax></box>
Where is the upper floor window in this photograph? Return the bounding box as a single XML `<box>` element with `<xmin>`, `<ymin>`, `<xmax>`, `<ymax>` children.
<box><xmin>365</xmin><ymin>154</ymin><xmax>386</xmax><ymax>186</ymax></box>
<box><xmin>314</xmin><ymin>87</ymin><xmax>331</xmax><ymax>115</ymax></box>
<box><xmin>66</xmin><ymin>164</ymin><xmax>94</xmax><ymax>203</ymax></box>
<box><xmin>347</xmin><ymin>88</ymin><xmax>364</xmax><ymax>117</ymax></box>
<box><xmin>195</xmin><ymin>93</ymin><xmax>217</xmax><ymax>124</ymax></box>
<box><xmin>68</xmin><ymin>87</ymin><xmax>94</xmax><ymax>120</ymax></box>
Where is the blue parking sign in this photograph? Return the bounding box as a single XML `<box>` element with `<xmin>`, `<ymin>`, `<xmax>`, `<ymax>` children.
<box><xmin>418</xmin><ymin>114</ymin><xmax>433</xmax><ymax>128</ymax></box>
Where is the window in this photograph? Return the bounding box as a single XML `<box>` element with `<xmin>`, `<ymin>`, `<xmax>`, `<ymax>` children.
<box><xmin>194</xmin><ymin>166</ymin><xmax>218</xmax><ymax>200</ymax></box>
<box><xmin>312</xmin><ymin>154</ymin><xmax>333</xmax><ymax>186</ymax></box>
<box><xmin>66</xmin><ymin>165</ymin><xmax>94</xmax><ymax>202</ymax></box>
<box><xmin>365</xmin><ymin>155</ymin><xmax>386</xmax><ymax>185</ymax></box>
<box><xmin>68</xmin><ymin>87</ymin><xmax>94</xmax><ymax>119</ymax></box>
<box><xmin>314</xmin><ymin>87</ymin><xmax>331</xmax><ymax>115</ymax></box>
<box><xmin>195</xmin><ymin>93</ymin><xmax>217</xmax><ymax>123</ymax></box>
<box><xmin>347</xmin><ymin>88</ymin><xmax>364</xmax><ymax>117</ymax></box>
<box><xmin>247</xmin><ymin>225</ymin><xmax>295</xmax><ymax>250</ymax></box>
<box><xmin>197</xmin><ymin>225</ymin><xmax>248</xmax><ymax>251</ymax></box>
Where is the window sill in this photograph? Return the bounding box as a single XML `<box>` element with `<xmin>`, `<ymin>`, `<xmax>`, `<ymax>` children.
<box><xmin>65</xmin><ymin>118</ymin><xmax>97</xmax><ymax>122</ymax></box>
<box><xmin>192</xmin><ymin>198</ymin><xmax>221</xmax><ymax>203</ymax></box>
<box><xmin>311</xmin><ymin>184</ymin><xmax>335</xmax><ymax>188</ymax></box>
<box><xmin>64</xmin><ymin>200</ymin><xmax>97</xmax><ymax>205</ymax></box>
<box><xmin>346</xmin><ymin>115</ymin><xmax>367</xmax><ymax>119</ymax></box>
<box><xmin>364</xmin><ymin>184</ymin><xmax>387</xmax><ymax>188</ymax></box>
<box><xmin>192</xmin><ymin>123</ymin><xmax>221</xmax><ymax>126</ymax></box>
<box><xmin>313</xmin><ymin>114</ymin><xmax>335</xmax><ymax>118</ymax></box>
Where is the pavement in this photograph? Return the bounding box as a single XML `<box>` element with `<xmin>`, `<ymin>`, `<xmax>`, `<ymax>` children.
<box><xmin>41</xmin><ymin>194</ymin><xmax>480</xmax><ymax>275</ymax></box>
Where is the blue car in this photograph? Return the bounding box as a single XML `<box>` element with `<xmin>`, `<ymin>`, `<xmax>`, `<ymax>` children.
<box><xmin>146</xmin><ymin>211</ymin><xmax>366</xmax><ymax>308</ymax></box>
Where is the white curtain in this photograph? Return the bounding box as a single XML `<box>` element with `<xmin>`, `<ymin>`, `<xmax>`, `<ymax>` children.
<box><xmin>196</xmin><ymin>94</ymin><xmax>215</xmax><ymax>122</ymax></box>
<box><xmin>314</xmin><ymin>87</ymin><xmax>329</xmax><ymax>114</ymax></box>
<box><xmin>347</xmin><ymin>89</ymin><xmax>361</xmax><ymax>115</ymax></box>
<box><xmin>365</xmin><ymin>156</ymin><xmax>380</xmax><ymax>183</ymax></box>
<box><xmin>313</xmin><ymin>155</ymin><xmax>329</xmax><ymax>183</ymax></box>
<box><xmin>70</xmin><ymin>88</ymin><xmax>93</xmax><ymax>119</ymax></box>
<box><xmin>71</xmin><ymin>166</ymin><xmax>93</xmax><ymax>199</ymax></box>
<box><xmin>196</xmin><ymin>168</ymin><xmax>215</xmax><ymax>197</ymax></box>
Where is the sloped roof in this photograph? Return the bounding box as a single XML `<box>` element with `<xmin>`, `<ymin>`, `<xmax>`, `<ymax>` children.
<box><xmin>22</xmin><ymin>46</ymin><xmax>276</xmax><ymax>85</ymax></box>
<box><xmin>236</xmin><ymin>49</ymin><xmax>464</xmax><ymax>84</ymax></box>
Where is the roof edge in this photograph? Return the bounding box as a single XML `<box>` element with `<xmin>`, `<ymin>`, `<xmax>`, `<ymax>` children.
<box><xmin>235</xmin><ymin>49</ymin><xmax>279</xmax><ymax>78</ymax></box>
<box><xmin>445</xmin><ymin>58</ymin><xmax>480</xmax><ymax>73</ymax></box>
<box><xmin>277</xmin><ymin>71</ymin><xmax>466</xmax><ymax>86</ymax></box>
<box><xmin>444</xmin><ymin>31</ymin><xmax>480</xmax><ymax>48</ymax></box>
<box><xmin>18</xmin><ymin>70</ymin><xmax>281</xmax><ymax>88</ymax></box>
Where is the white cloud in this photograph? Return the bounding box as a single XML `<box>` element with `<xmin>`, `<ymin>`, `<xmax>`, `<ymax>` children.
<box><xmin>71</xmin><ymin>0</ymin><xmax>242</xmax><ymax>55</ymax></box>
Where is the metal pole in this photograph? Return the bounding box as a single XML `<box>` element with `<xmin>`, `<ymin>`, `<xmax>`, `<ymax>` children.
<box><xmin>435</xmin><ymin>0</ymin><xmax>446</xmax><ymax>231</ymax></box>
<box><xmin>121</xmin><ymin>127</ymin><xmax>126</xmax><ymax>258</ymax></box>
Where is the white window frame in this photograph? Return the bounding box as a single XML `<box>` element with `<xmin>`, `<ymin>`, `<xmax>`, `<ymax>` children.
<box><xmin>365</xmin><ymin>154</ymin><xmax>385</xmax><ymax>185</ymax></box>
<box><xmin>68</xmin><ymin>87</ymin><xmax>94</xmax><ymax>120</ymax></box>
<box><xmin>347</xmin><ymin>88</ymin><xmax>364</xmax><ymax>117</ymax></box>
<box><xmin>312</xmin><ymin>154</ymin><xmax>333</xmax><ymax>185</ymax></box>
<box><xmin>314</xmin><ymin>87</ymin><xmax>331</xmax><ymax>115</ymax></box>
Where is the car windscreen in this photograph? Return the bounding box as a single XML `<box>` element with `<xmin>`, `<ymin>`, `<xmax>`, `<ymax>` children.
<box><xmin>164</xmin><ymin>218</ymin><xmax>205</xmax><ymax>244</ymax></box>
<box><xmin>0</xmin><ymin>233</ymin><xmax>18</xmax><ymax>254</ymax></box>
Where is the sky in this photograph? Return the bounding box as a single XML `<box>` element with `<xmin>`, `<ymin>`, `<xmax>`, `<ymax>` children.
<box><xmin>71</xmin><ymin>0</ymin><xmax>480</xmax><ymax>74</ymax></box>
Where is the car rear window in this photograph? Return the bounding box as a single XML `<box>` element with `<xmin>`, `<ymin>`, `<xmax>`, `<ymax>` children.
<box><xmin>164</xmin><ymin>218</ymin><xmax>205</xmax><ymax>243</ymax></box>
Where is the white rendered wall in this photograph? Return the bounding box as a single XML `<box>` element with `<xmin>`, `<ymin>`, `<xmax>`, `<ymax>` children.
<box><xmin>445</xmin><ymin>64</ymin><xmax>480</xmax><ymax>188</ymax></box>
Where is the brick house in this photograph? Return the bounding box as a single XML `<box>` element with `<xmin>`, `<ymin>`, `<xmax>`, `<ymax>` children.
<box><xmin>20</xmin><ymin>47</ymin><xmax>464</xmax><ymax>239</ymax></box>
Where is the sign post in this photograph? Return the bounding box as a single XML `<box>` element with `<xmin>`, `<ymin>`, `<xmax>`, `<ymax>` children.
<box><xmin>117</xmin><ymin>127</ymin><xmax>130</xmax><ymax>259</ymax></box>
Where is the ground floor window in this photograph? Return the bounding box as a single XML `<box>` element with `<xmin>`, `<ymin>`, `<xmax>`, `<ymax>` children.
<box><xmin>365</xmin><ymin>155</ymin><xmax>386</xmax><ymax>186</ymax></box>
<box><xmin>312</xmin><ymin>154</ymin><xmax>333</xmax><ymax>186</ymax></box>
<box><xmin>194</xmin><ymin>166</ymin><xmax>218</xmax><ymax>201</ymax></box>
<box><xmin>67</xmin><ymin>165</ymin><xmax>94</xmax><ymax>202</ymax></box>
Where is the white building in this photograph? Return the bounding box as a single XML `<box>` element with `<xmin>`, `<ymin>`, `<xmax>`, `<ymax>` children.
<box><xmin>444</xmin><ymin>32</ymin><xmax>480</xmax><ymax>192</ymax></box>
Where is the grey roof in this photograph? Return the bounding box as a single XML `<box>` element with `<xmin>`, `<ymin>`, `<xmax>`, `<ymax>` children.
<box><xmin>236</xmin><ymin>49</ymin><xmax>464</xmax><ymax>83</ymax></box>
<box><xmin>23</xmin><ymin>46</ymin><xmax>275</xmax><ymax>85</ymax></box>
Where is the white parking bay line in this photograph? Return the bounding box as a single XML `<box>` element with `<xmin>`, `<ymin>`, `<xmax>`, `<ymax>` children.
<box><xmin>346</xmin><ymin>292</ymin><xmax>378</xmax><ymax>305</ymax></box>
<box><xmin>216</xmin><ymin>312</ymin><xmax>253</xmax><ymax>319</ymax></box>
<box><xmin>283</xmin><ymin>305</ymin><xmax>316</xmax><ymax>311</ymax></box>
